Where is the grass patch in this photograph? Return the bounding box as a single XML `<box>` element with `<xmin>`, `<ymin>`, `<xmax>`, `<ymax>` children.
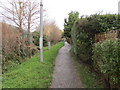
<box><xmin>3</xmin><ymin>42</ymin><xmax>64</xmax><ymax>88</ymax></box>
<box><xmin>43</xmin><ymin>46</ymin><xmax>49</xmax><ymax>51</ymax></box>
<box><xmin>71</xmin><ymin>49</ymin><xmax>104</xmax><ymax>88</ymax></box>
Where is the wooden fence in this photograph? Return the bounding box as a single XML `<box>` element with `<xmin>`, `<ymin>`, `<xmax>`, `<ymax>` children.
<box><xmin>95</xmin><ymin>30</ymin><xmax>120</xmax><ymax>43</ymax></box>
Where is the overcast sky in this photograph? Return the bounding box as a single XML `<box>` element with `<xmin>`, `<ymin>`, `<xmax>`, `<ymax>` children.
<box><xmin>42</xmin><ymin>0</ymin><xmax>120</xmax><ymax>30</ymax></box>
<box><xmin>1</xmin><ymin>0</ymin><xmax>120</xmax><ymax>30</ymax></box>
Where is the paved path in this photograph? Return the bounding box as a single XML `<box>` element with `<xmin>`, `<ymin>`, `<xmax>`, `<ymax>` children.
<box><xmin>51</xmin><ymin>42</ymin><xmax>84</xmax><ymax>88</ymax></box>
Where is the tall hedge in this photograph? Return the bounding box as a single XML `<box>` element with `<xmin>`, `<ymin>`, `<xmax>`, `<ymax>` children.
<box><xmin>72</xmin><ymin>15</ymin><xmax>100</xmax><ymax>64</ymax></box>
<box><xmin>92</xmin><ymin>39</ymin><xmax>120</xmax><ymax>88</ymax></box>
<box><xmin>71</xmin><ymin>14</ymin><xmax>120</xmax><ymax>64</ymax></box>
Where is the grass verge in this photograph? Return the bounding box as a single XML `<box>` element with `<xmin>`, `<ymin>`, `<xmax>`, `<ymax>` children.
<box><xmin>3</xmin><ymin>42</ymin><xmax>64</xmax><ymax>88</ymax></box>
<box><xmin>71</xmin><ymin>49</ymin><xmax>104</xmax><ymax>88</ymax></box>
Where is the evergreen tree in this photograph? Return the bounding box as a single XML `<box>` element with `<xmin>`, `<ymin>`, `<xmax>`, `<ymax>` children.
<box><xmin>63</xmin><ymin>11</ymin><xmax>79</xmax><ymax>42</ymax></box>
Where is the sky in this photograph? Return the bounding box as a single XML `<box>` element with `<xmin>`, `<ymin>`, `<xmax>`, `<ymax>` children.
<box><xmin>42</xmin><ymin>0</ymin><xmax>120</xmax><ymax>30</ymax></box>
<box><xmin>0</xmin><ymin>0</ymin><xmax>120</xmax><ymax>30</ymax></box>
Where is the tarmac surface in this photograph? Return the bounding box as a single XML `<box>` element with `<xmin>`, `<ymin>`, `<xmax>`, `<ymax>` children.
<box><xmin>51</xmin><ymin>42</ymin><xmax>84</xmax><ymax>88</ymax></box>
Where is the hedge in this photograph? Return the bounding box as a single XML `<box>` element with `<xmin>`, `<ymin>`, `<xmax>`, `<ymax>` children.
<box><xmin>92</xmin><ymin>39</ymin><xmax>120</xmax><ymax>87</ymax></box>
<box><xmin>71</xmin><ymin>14</ymin><xmax>120</xmax><ymax>65</ymax></box>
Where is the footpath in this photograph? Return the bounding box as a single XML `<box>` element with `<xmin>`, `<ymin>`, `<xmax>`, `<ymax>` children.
<box><xmin>51</xmin><ymin>42</ymin><xmax>84</xmax><ymax>88</ymax></box>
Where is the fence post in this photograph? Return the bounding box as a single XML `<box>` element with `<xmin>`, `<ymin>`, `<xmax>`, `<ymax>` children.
<box><xmin>48</xmin><ymin>41</ymin><xmax>51</xmax><ymax>50</ymax></box>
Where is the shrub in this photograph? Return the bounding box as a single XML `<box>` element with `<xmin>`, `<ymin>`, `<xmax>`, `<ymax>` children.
<box><xmin>2</xmin><ymin>23</ymin><xmax>38</xmax><ymax>72</ymax></box>
<box><xmin>71</xmin><ymin>14</ymin><xmax>120</xmax><ymax>65</ymax></box>
<box><xmin>32</xmin><ymin>31</ymin><xmax>48</xmax><ymax>46</ymax></box>
<box><xmin>72</xmin><ymin>16</ymin><xmax>99</xmax><ymax>64</ymax></box>
<box><xmin>92</xmin><ymin>39</ymin><xmax>120</xmax><ymax>87</ymax></box>
<box><xmin>97</xmin><ymin>14</ymin><xmax>120</xmax><ymax>32</ymax></box>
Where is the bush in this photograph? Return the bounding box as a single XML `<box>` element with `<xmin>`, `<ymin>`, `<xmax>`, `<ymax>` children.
<box><xmin>2</xmin><ymin>23</ymin><xmax>38</xmax><ymax>72</ymax></box>
<box><xmin>97</xmin><ymin>14</ymin><xmax>120</xmax><ymax>32</ymax></box>
<box><xmin>72</xmin><ymin>16</ymin><xmax>99</xmax><ymax>64</ymax></box>
<box><xmin>71</xmin><ymin>14</ymin><xmax>120</xmax><ymax>65</ymax></box>
<box><xmin>92</xmin><ymin>39</ymin><xmax>120</xmax><ymax>87</ymax></box>
<box><xmin>32</xmin><ymin>31</ymin><xmax>48</xmax><ymax>46</ymax></box>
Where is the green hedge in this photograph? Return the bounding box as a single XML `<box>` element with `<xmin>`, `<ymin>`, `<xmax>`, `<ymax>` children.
<box><xmin>92</xmin><ymin>40</ymin><xmax>120</xmax><ymax>87</ymax></box>
<box><xmin>71</xmin><ymin>14</ymin><xmax>120</xmax><ymax>64</ymax></box>
<box><xmin>71</xmin><ymin>14</ymin><xmax>120</xmax><ymax>88</ymax></box>
<box><xmin>72</xmin><ymin>16</ymin><xmax>99</xmax><ymax>64</ymax></box>
<box><xmin>97</xmin><ymin>14</ymin><xmax>120</xmax><ymax>32</ymax></box>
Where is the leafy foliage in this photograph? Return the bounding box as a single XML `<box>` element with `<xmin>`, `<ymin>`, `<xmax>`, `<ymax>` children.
<box><xmin>97</xmin><ymin>14</ymin><xmax>120</xmax><ymax>32</ymax></box>
<box><xmin>72</xmin><ymin>14</ymin><xmax>120</xmax><ymax>64</ymax></box>
<box><xmin>32</xmin><ymin>31</ymin><xmax>48</xmax><ymax>46</ymax></box>
<box><xmin>71</xmin><ymin>14</ymin><xmax>120</xmax><ymax>88</ymax></box>
<box><xmin>72</xmin><ymin>16</ymin><xmax>99</xmax><ymax>64</ymax></box>
<box><xmin>64</xmin><ymin>11</ymin><xmax>79</xmax><ymax>43</ymax></box>
<box><xmin>93</xmin><ymin>40</ymin><xmax>120</xmax><ymax>87</ymax></box>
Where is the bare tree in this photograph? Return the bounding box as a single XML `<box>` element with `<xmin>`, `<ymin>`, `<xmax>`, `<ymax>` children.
<box><xmin>0</xmin><ymin>0</ymin><xmax>25</xmax><ymax>36</ymax></box>
<box><xmin>43</xmin><ymin>20</ymin><xmax>62</xmax><ymax>43</ymax></box>
<box><xmin>23</xmin><ymin>0</ymin><xmax>40</xmax><ymax>44</ymax></box>
<box><xmin>0</xmin><ymin>0</ymin><xmax>42</xmax><ymax>42</ymax></box>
